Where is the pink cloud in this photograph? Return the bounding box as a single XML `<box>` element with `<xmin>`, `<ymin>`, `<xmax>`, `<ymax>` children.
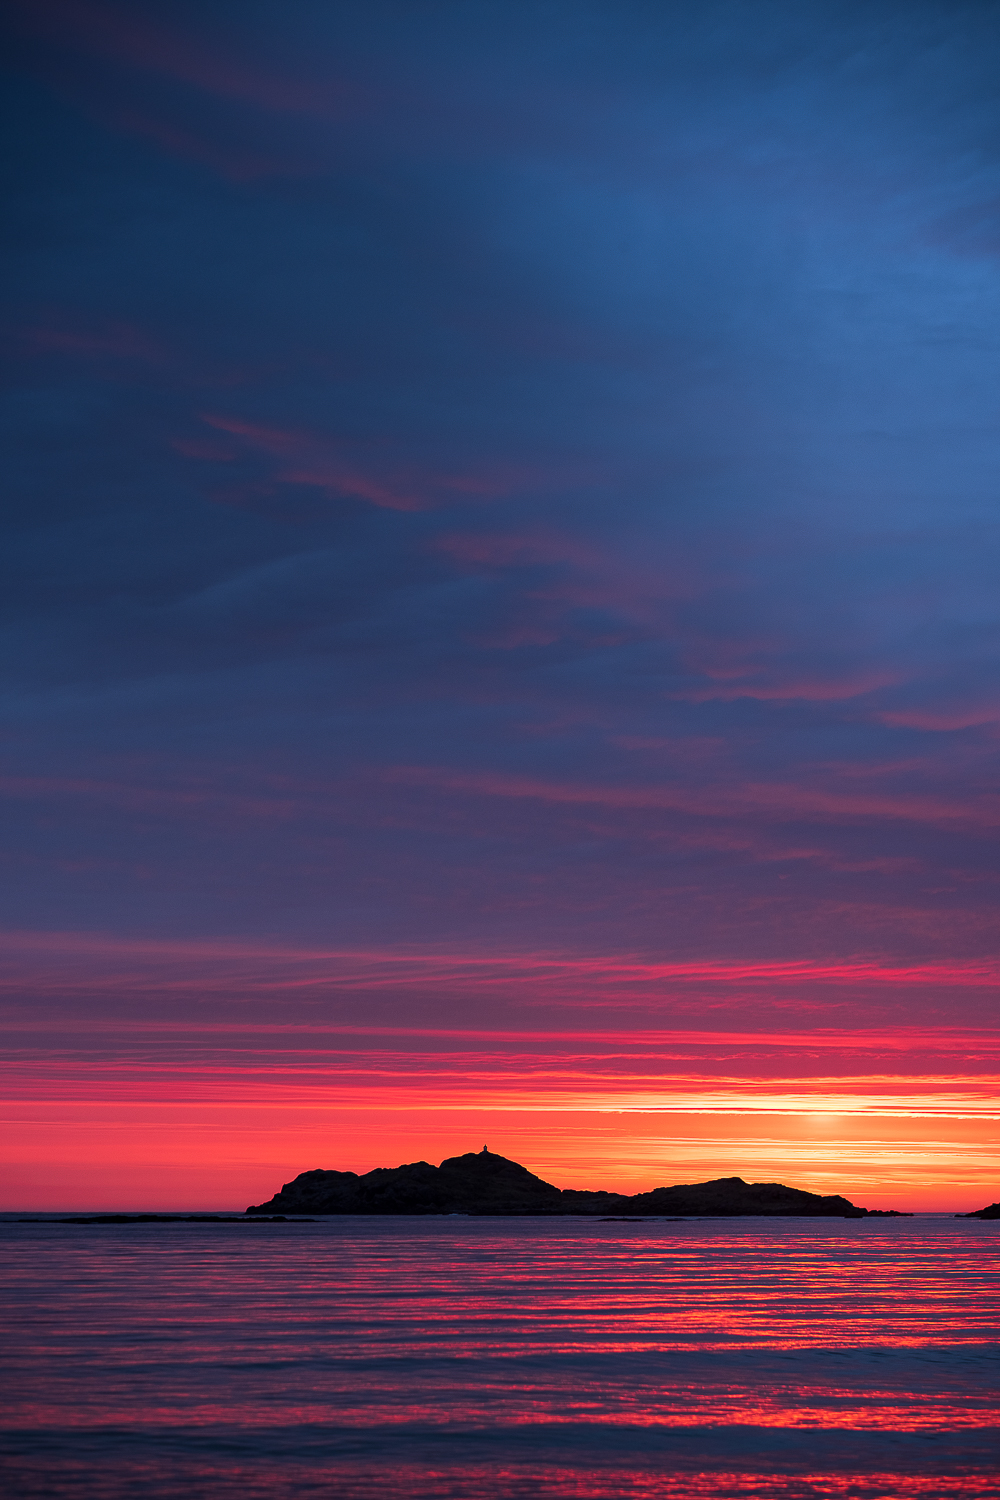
<box><xmin>200</xmin><ymin>415</ymin><xmax>423</xmax><ymax>510</ymax></box>
<box><xmin>434</xmin><ymin>531</ymin><xmax>707</xmax><ymax>652</ymax></box>
<box><xmin>200</xmin><ymin>415</ymin><xmax>298</xmax><ymax>450</ymax></box>
<box><xmin>686</xmin><ymin>675</ymin><xmax>899</xmax><ymax>704</ymax></box>
<box><xmin>878</xmin><ymin>704</ymin><xmax>1000</xmax><ymax>731</ymax></box>
<box><xmin>199</xmin><ymin>415</ymin><xmax>568</xmax><ymax>512</ymax></box>
<box><xmin>23</xmin><ymin>319</ymin><xmax>165</xmax><ymax>362</ymax></box>
<box><xmin>381</xmin><ymin>764</ymin><xmax>1000</xmax><ymax>832</ymax></box>
<box><xmin>3</xmin><ymin>929</ymin><xmax>1000</xmax><ymax>999</ymax></box>
<box><xmin>281</xmin><ymin>465</ymin><xmax>425</xmax><ymax>511</ymax></box>
<box><xmin>434</xmin><ymin>529</ymin><xmax>597</xmax><ymax>570</ymax></box>
<box><xmin>677</xmin><ymin>656</ymin><xmax>902</xmax><ymax>704</ymax></box>
<box><xmin>433</xmin><ymin>465</ymin><xmax>579</xmax><ymax>499</ymax></box>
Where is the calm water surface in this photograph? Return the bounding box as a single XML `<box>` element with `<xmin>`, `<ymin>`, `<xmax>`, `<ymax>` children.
<box><xmin>1</xmin><ymin>1214</ymin><xmax>997</xmax><ymax>1498</ymax></box>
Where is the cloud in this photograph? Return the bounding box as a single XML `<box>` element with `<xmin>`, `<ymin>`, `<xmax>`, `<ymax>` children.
<box><xmin>5</xmin><ymin>0</ymin><xmax>1000</xmax><ymax>1016</ymax></box>
<box><xmin>678</xmin><ymin>668</ymin><xmax>902</xmax><ymax>705</ymax></box>
<box><xmin>200</xmin><ymin>414</ymin><xmax>425</xmax><ymax>510</ymax></box>
<box><xmin>195</xmin><ymin>416</ymin><xmax>567</xmax><ymax>512</ymax></box>
<box><xmin>4</xmin><ymin>928</ymin><xmax>1000</xmax><ymax>1004</ymax></box>
<box><xmin>381</xmin><ymin>765</ymin><xmax>1000</xmax><ymax>834</ymax></box>
<box><xmin>22</xmin><ymin>318</ymin><xmax>167</xmax><ymax>362</ymax></box>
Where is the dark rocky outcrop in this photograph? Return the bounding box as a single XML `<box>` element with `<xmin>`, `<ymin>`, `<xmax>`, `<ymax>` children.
<box><xmin>957</xmin><ymin>1200</ymin><xmax>1000</xmax><ymax>1219</ymax></box>
<box><xmin>592</xmin><ymin>1176</ymin><xmax>868</xmax><ymax>1218</ymax></box>
<box><xmin>247</xmin><ymin>1151</ymin><xmax>562</xmax><ymax>1216</ymax></box>
<box><xmin>246</xmin><ymin>1149</ymin><xmax>892</xmax><ymax>1217</ymax></box>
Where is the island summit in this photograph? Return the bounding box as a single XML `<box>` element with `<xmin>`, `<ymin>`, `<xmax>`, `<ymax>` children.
<box><xmin>246</xmin><ymin>1148</ymin><xmax>909</xmax><ymax>1217</ymax></box>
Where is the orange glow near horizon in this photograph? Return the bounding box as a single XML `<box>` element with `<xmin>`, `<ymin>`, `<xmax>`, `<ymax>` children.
<box><xmin>3</xmin><ymin>931</ymin><xmax>1000</xmax><ymax>1213</ymax></box>
<box><xmin>5</xmin><ymin>1047</ymin><xmax>1000</xmax><ymax>1212</ymax></box>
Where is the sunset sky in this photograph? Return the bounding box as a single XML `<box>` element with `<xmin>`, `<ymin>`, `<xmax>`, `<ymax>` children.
<box><xmin>3</xmin><ymin>0</ymin><xmax>1000</xmax><ymax>1211</ymax></box>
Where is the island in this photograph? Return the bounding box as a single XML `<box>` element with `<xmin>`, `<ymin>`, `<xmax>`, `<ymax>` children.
<box><xmin>246</xmin><ymin>1148</ymin><xmax>909</xmax><ymax>1217</ymax></box>
<box><xmin>957</xmin><ymin>1200</ymin><xmax>1000</xmax><ymax>1219</ymax></box>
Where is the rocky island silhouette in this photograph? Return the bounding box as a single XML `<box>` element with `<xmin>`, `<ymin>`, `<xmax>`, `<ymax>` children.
<box><xmin>958</xmin><ymin>1199</ymin><xmax>1000</xmax><ymax>1219</ymax></box>
<box><xmin>246</xmin><ymin>1147</ymin><xmax>910</xmax><ymax>1217</ymax></box>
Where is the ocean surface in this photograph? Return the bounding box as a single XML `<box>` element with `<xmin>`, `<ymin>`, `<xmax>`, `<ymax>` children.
<box><xmin>1</xmin><ymin>1213</ymin><xmax>997</xmax><ymax>1499</ymax></box>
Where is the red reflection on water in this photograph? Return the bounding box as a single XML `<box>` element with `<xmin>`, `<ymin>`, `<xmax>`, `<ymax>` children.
<box><xmin>2</xmin><ymin>1220</ymin><xmax>998</xmax><ymax>1497</ymax></box>
<box><xmin>2</xmin><ymin>1459</ymin><xmax>996</xmax><ymax>1499</ymax></box>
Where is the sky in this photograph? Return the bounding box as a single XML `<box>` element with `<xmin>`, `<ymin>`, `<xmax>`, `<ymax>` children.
<box><xmin>3</xmin><ymin>0</ymin><xmax>1000</xmax><ymax>1210</ymax></box>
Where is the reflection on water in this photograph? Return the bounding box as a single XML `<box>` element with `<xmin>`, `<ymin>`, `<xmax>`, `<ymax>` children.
<box><xmin>1</xmin><ymin>1216</ymin><xmax>997</xmax><ymax>1497</ymax></box>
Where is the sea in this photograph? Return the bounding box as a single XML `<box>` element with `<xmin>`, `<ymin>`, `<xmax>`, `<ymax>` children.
<box><xmin>1</xmin><ymin>1213</ymin><xmax>997</xmax><ymax>1499</ymax></box>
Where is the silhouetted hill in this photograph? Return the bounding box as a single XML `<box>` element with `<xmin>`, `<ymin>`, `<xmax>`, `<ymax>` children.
<box><xmin>247</xmin><ymin>1152</ymin><xmax>561</xmax><ymax>1216</ymax></box>
<box><xmin>957</xmin><ymin>1200</ymin><xmax>1000</xmax><ymax>1219</ymax></box>
<box><xmin>246</xmin><ymin>1149</ymin><xmax>896</xmax><ymax>1217</ymax></box>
